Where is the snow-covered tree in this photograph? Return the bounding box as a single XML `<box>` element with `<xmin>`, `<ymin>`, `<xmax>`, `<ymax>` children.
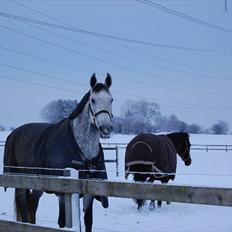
<box><xmin>210</xmin><ymin>120</ymin><xmax>229</xmax><ymax>135</ymax></box>
<box><xmin>0</xmin><ymin>125</ymin><xmax>5</xmax><ymax>131</ymax></box>
<box><xmin>122</xmin><ymin>100</ymin><xmax>161</xmax><ymax>126</ymax></box>
<box><xmin>41</xmin><ymin>99</ymin><xmax>78</xmax><ymax>123</ymax></box>
<box><xmin>188</xmin><ymin>123</ymin><xmax>202</xmax><ymax>134</ymax></box>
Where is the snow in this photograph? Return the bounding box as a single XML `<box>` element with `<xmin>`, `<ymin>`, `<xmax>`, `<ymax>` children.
<box><xmin>1</xmin><ymin>132</ymin><xmax>232</xmax><ymax>231</ymax></box>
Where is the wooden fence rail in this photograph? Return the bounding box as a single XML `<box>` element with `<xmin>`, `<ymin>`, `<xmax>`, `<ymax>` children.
<box><xmin>0</xmin><ymin>220</ymin><xmax>76</xmax><ymax>232</ymax></box>
<box><xmin>102</xmin><ymin>142</ymin><xmax>232</xmax><ymax>152</ymax></box>
<box><xmin>2</xmin><ymin>141</ymin><xmax>232</xmax><ymax>151</ymax></box>
<box><xmin>1</xmin><ymin>174</ymin><xmax>232</xmax><ymax>207</ymax></box>
<box><xmin>103</xmin><ymin>145</ymin><xmax>119</xmax><ymax>176</ymax></box>
<box><xmin>1</xmin><ymin>173</ymin><xmax>232</xmax><ymax>231</ymax></box>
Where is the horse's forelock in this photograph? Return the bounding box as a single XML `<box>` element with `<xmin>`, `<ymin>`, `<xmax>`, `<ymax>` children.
<box><xmin>92</xmin><ymin>83</ymin><xmax>109</xmax><ymax>93</ymax></box>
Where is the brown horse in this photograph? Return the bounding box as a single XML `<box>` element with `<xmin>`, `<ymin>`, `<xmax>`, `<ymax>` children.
<box><xmin>125</xmin><ymin>132</ymin><xmax>192</xmax><ymax>210</ymax></box>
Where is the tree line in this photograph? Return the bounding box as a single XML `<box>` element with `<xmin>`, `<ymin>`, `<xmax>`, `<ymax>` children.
<box><xmin>0</xmin><ymin>99</ymin><xmax>230</xmax><ymax>135</ymax></box>
<box><xmin>39</xmin><ymin>99</ymin><xmax>229</xmax><ymax>135</ymax></box>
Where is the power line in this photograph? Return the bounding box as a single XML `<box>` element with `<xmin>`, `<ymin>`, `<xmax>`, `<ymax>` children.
<box><xmin>1</xmin><ymin>15</ymin><xmax>231</xmax><ymax>94</ymax></box>
<box><xmin>137</xmin><ymin>0</ymin><xmax>232</xmax><ymax>34</ymax></box>
<box><xmin>1</xmin><ymin>54</ymin><xmax>231</xmax><ymax>108</ymax></box>
<box><xmin>10</xmin><ymin>0</ymin><xmax>232</xmax><ymax>80</ymax></box>
<box><xmin>0</xmin><ymin>46</ymin><xmax>91</xmax><ymax>74</ymax></box>
<box><xmin>0</xmin><ymin>2</ymin><xmax>230</xmax><ymax>108</ymax></box>
<box><xmin>1</xmin><ymin>19</ymin><xmax>231</xmax><ymax>94</ymax></box>
<box><xmin>1</xmin><ymin>23</ymin><xmax>213</xmax><ymax>89</ymax></box>
<box><xmin>1</xmin><ymin>70</ymin><xmax>232</xmax><ymax>110</ymax></box>
<box><xmin>9</xmin><ymin>11</ymin><xmax>232</xmax><ymax>83</ymax></box>
<box><xmin>1</xmin><ymin>43</ymin><xmax>232</xmax><ymax>95</ymax></box>
<box><xmin>0</xmin><ymin>10</ymin><xmax>225</xmax><ymax>53</ymax></box>
<box><xmin>1</xmin><ymin>15</ymin><xmax>232</xmax><ymax>94</ymax></box>
<box><xmin>0</xmin><ymin>74</ymin><xmax>79</xmax><ymax>94</ymax></box>
<box><xmin>0</xmin><ymin>61</ymin><xmax>87</xmax><ymax>87</ymax></box>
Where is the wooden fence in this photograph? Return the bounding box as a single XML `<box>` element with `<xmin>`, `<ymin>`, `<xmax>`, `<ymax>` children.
<box><xmin>103</xmin><ymin>145</ymin><xmax>119</xmax><ymax>176</ymax></box>
<box><xmin>2</xmin><ymin>140</ymin><xmax>232</xmax><ymax>151</ymax></box>
<box><xmin>1</xmin><ymin>141</ymin><xmax>232</xmax><ymax>178</ymax></box>
<box><xmin>0</xmin><ymin>169</ymin><xmax>80</xmax><ymax>232</ymax></box>
<box><xmin>102</xmin><ymin>142</ymin><xmax>232</xmax><ymax>152</ymax></box>
<box><xmin>0</xmin><ymin>220</ymin><xmax>77</xmax><ymax>232</ymax></box>
<box><xmin>0</xmin><ymin>173</ymin><xmax>232</xmax><ymax>231</ymax></box>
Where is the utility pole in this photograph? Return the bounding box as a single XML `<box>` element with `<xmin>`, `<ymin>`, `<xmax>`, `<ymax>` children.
<box><xmin>225</xmin><ymin>0</ymin><xmax>228</xmax><ymax>11</ymax></box>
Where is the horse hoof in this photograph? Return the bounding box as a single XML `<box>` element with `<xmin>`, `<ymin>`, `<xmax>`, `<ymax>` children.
<box><xmin>149</xmin><ymin>203</ymin><xmax>155</xmax><ymax>211</ymax></box>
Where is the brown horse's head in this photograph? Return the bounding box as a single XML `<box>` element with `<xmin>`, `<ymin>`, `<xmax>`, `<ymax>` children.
<box><xmin>167</xmin><ymin>132</ymin><xmax>192</xmax><ymax>166</ymax></box>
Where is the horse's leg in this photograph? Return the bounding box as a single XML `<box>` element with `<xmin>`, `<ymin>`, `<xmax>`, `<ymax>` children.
<box><xmin>157</xmin><ymin>200</ymin><xmax>162</xmax><ymax>208</ymax></box>
<box><xmin>15</xmin><ymin>188</ymin><xmax>30</xmax><ymax>222</ymax></box>
<box><xmin>147</xmin><ymin>176</ymin><xmax>156</xmax><ymax>211</ymax></box>
<box><xmin>58</xmin><ymin>194</ymin><xmax>66</xmax><ymax>228</ymax></box>
<box><xmin>83</xmin><ymin>195</ymin><xmax>94</xmax><ymax>232</ymax></box>
<box><xmin>157</xmin><ymin>198</ymin><xmax>170</xmax><ymax>206</ymax></box>
<box><xmin>29</xmin><ymin>190</ymin><xmax>43</xmax><ymax>224</ymax></box>
<box><xmin>133</xmin><ymin>173</ymin><xmax>148</xmax><ymax>210</ymax></box>
<box><xmin>157</xmin><ymin>179</ymin><xmax>170</xmax><ymax>207</ymax></box>
<box><xmin>94</xmin><ymin>195</ymin><xmax>109</xmax><ymax>208</ymax></box>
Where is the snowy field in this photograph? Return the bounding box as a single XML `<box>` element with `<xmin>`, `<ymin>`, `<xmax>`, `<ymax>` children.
<box><xmin>1</xmin><ymin>132</ymin><xmax>232</xmax><ymax>232</ymax></box>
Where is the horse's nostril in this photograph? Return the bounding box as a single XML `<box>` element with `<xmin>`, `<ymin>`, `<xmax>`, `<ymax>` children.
<box><xmin>99</xmin><ymin>125</ymin><xmax>112</xmax><ymax>135</ymax></box>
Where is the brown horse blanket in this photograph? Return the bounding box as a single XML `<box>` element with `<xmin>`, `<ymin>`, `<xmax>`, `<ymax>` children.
<box><xmin>125</xmin><ymin>133</ymin><xmax>177</xmax><ymax>180</ymax></box>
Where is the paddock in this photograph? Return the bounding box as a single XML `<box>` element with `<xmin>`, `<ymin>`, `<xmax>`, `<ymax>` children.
<box><xmin>1</xmin><ymin>133</ymin><xmax>232</xmax><ymax>231</ymax></box>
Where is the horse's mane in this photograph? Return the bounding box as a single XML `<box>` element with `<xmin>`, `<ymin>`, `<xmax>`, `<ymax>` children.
<box><xmin>69</xmin><ymin>91</ymin><xmax>90</xmax><ymax>119</ymax></box>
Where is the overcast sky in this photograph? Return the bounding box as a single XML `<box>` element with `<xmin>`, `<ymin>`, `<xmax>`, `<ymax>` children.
<box><xmin>0</xmin><ymin>0</ymin><xmax>232</xmax><ymax>129</ymax></box>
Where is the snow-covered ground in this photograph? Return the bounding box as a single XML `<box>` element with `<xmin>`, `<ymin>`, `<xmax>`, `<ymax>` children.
<box><xmin>1</xmin><ymin>132</ymin><xmax>232</xmax><ymax>232</ymax></box>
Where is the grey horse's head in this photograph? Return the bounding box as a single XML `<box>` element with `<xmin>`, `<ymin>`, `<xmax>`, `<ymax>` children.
<box><xmin>89</xmin><ymin>73</ymin><xmax>113</xmax><ymax>139</ymax></box>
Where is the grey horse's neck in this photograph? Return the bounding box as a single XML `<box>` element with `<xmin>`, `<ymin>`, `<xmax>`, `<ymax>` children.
<box><xmin>72</xmin><ymin>103</ymin><xmax>100</xmax><ymax>160</ymax></box>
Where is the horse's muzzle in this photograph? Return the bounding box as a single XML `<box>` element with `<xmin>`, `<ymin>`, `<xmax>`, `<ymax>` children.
<box><xmin>99</xmin><ymin>125</ymin><xmax>112</xmax><ymax>139</ymax></box>
<box><xmin>101</xmin><ymin>196</ymin><xmax>109</xmax><ymax>208</ymax></box>
<box><xmin>185</xmin><ymin>158</ymin><xmax>192</xmax><ymax>166</ymax></box>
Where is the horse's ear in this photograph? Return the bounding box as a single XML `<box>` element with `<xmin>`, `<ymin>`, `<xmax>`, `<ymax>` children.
<box><xmin>90</xmin><ymin>73</ymin><xmax>97</xmax><ymax>88</ymax></box>
<box><xmin>105</xmin><ymin>73</ymin><xmax>112</xmax><ymax>88</ymax></box>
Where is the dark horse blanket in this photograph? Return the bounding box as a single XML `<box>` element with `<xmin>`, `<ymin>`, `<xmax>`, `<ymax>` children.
<box><xmin>4</xmin><ymin>92</ymin><xmax>107</xmax><ymax>180</ymax></box>
<box><xmin>125</xmin><ymin>133</ymin><xmax>176</xmax><ymax>181</ymax></box>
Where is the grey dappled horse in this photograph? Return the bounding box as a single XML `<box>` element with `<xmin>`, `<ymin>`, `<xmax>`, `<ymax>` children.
<box><xmin>4</xmin><ymin>73</ymin><xmax>113</xmax><ymax>232</ymax></box>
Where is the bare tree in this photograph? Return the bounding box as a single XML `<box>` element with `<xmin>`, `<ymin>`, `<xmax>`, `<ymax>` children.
<box><xmin>188</xmin><ymin>123</ymin><xmax>202</xmax><ymax>134</ymax></box>
<box><xmin>41</xmin><ymin>99</ymin><xmax>78</xmax><ymax>123</ymax></box>
<box><xmin>0</xmin><ymin>125</ymin><xmax>5</xmax><ymax>131</ymax></box>
<box><xmin>210</xmin><ymin>120</ymin><xmax>229</xmax><ymax>135</ymax></box>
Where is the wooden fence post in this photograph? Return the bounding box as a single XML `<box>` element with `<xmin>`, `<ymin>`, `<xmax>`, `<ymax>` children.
<box><xmin>65</xmin><ymin>169</ymin><xmax>81</xmax><ymax>232</ymax></box>
<box><xmin>71</xmin><ymin>193</ymin><xmax>81</xmax><ymax>231</ymax></box>
<box><xmin>65</xmin><ymin>193</ymin><xmax>73</xmax><ymax>228</ymax></box>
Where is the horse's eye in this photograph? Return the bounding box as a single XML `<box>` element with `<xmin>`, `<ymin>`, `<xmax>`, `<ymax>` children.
<box><xmin>91</xmin><ymin>98</ymin><xmax>95</xmax><ymax>104</ymax></box>
<box><xmin>111</xmin><ymin>98</ymin><xmax>113</xmax><ymax>103</ymax></box>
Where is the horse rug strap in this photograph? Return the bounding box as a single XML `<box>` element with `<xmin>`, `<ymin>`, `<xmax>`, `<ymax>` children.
<box><xmin>72</xmin><ymin>145</ymin><xmax>105</xmax><ymax>179</ymax></box>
